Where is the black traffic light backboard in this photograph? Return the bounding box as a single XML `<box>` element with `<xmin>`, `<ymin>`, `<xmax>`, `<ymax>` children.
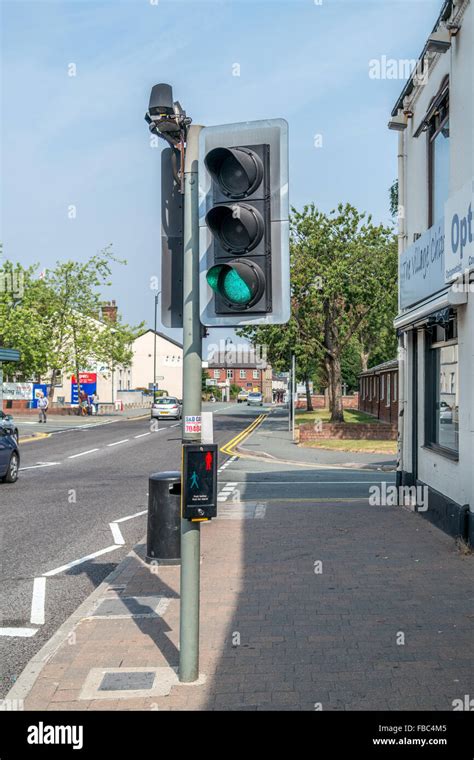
<box><xmin>161</xmin><ymin>146</ymin><xmax>183</xmax><ymax>327</ymax></box>
<box><xmin>182</xmin><ymin>443</ymin><xmax>218</xmax><ymax>521</ymax></box>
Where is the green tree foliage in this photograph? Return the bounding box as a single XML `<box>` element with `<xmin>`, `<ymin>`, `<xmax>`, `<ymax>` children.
<box><xmin>0</xmin><ymin>247</ymin><xmax>142</xmax><ymax>394</ymax></box>
<box><xmin>239</xmin><ymin>204</ymin><xmax>397</xmax><ymax>422</ymax></box>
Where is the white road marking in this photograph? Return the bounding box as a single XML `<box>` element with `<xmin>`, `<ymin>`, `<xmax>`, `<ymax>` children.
<box><xmin>134</xmin><ymin>432</ymin><xmax>151</xmax><ymax>439</ymax></box>
<box><xmin>68</xmin><ymin>448</ymin><xmax>99</xmax><ymax>459</ymax></box>
<box><xmin>114</xmin><ymin>510</ymin><xmax>147</xmax><ymax>524</ymax></box>
<box><xmin>44</xmin><ymin>545</ymin><xmax>121</xmax><ymax>577</ymax></box>
<box><xmin>30</xmin><ymin>577</ymin><xmax>46</xmax><ymax>625</ymax></box>
<box><xmin>20</xmin><ymin>462</ymin><xmax>60</xmax><ymax>471</ymax></box>
<box><xmin>0</xmin><ymin>628</ymin><xmax>38</xmax><ymax>638</ymax></box>
<box><xmin>107</xmin><ymin>439</ymin><xmax>129</xmax><ymax>447</ymax></box>
<box><xmin>109</xmin><ymin>522</ymin><xmax>125</xmax><ymax>545</ymax></box>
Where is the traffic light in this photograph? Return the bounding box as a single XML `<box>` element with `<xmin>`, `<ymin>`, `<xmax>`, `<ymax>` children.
<box><xmin>199</xmin><ymin>119</ymin><xmax>289</xmax><ymax>327</ymax></box>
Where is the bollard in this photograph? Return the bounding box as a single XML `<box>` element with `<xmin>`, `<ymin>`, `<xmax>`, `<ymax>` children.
<box><xmin>146</xmin><ymin>471</ymin><xmax>181</xmax><ymax>565</ymax></box>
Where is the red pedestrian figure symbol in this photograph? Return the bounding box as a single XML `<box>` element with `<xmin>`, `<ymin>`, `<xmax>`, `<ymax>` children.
<box><xmin>205</xmin><ymin>452</ymin><xmax>213</xmax><ymax>471</ymax></box>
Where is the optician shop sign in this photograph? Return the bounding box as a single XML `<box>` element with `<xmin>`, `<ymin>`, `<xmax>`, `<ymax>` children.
<box><xmin>399</xmin><ymin>218</ymin><xmax>445</xmax><ymax>310</ymax></box>
<box><xmin>444</xmin><ymin>179</ymin><xmax>474</xmax><ymax>282</ymax></box>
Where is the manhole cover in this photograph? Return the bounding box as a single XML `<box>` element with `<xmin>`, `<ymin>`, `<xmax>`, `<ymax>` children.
<box><xmin>99</xmin><ymin>671</ymin><xmax>155</xmax><ymax>691</ymax></box>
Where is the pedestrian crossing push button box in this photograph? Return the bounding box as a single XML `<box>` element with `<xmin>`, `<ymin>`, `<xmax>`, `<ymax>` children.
<box><xmin>182</xmin><ymin>443</ymin><xmax>218</xmax><ymax>521</ymax></box>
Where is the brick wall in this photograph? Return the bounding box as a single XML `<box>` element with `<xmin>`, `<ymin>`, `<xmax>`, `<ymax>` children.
<box><xmin>296</xmin><ymin>394</ymin><xmax>359</xmax><ymax>410</ymax></box>
<box><xmin>359</xmin><ymin>369</ymin><xmax>398</xmax><ymax>424</ymax></box>
<box><xmin>298</xmin><ymin>421</ymin><xmax>397</xmax><ymax>442</ymax></box>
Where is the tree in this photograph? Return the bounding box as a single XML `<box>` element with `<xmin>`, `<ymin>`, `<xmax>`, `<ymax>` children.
<box><xmin>0</xmin><ymin>247</ymin><xmax>142</xmax><ymax>397</ymax></box>
<box><xmin>239</xmin><ymin>204</ymin><xmax>397</xmax><ymax>422</ymax></box>
<box><xmin>0</xmin><ymin>261</ymin><xmax>52</xmax><ymax>381</ymax></box>
<box><xmin>389</xmin><ymin>179</ymin><xmax>399</xmax><ymax>219</ymax></box>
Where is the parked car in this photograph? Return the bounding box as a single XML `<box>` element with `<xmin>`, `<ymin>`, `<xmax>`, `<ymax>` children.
<box><xmin>237</xmin><ymin>390</ymin><xmax>249</xmax><ymax>403</ymax></box>
<box><xmin>0</xmin><ymin>410</ymin><xmax>19</xmax><ymax>441</ymax></box>
<box><xmin>247</xmin><ymin>391</ymin><xmax>263</xmax><ymax>407</ymax></box>
<box><xmin>0</xmin><ymin>427</ymin><xmax>20</xmax><ymax>483</ymax></box>
<box><xmin>439</xmin><ymin>402</ymin><xmax>453</xmax><ymax>424</ymax></box>
<box><xmin>151</xmin><ymin>397</ymin><xmax>182</xmax><ymax>420</ymax></box>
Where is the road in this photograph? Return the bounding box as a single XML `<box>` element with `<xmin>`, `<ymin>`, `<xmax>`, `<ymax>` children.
<box><xmin>0</xmin><ymin>402</ymin><xmax>257</xmax><ymax>697</ymax></box>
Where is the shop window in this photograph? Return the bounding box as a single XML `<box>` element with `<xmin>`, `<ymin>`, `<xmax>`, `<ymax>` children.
<box><xmin>425</xmin><ymin>315</ymin><xmax>459</xmax><ymax>456</ymax></box>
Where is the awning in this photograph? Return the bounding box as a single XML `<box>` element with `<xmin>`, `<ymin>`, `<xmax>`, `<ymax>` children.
<box><xmin>394</xmin><ymin>291</ymin><xmax>450</xmax><ymax>330</ymax></box>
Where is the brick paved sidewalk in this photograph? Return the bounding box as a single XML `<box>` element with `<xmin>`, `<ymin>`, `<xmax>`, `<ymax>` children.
<box><xmin>10</xmin><ymin>497</ymin><xmax>473</xmax><ymax>711</ymax></box>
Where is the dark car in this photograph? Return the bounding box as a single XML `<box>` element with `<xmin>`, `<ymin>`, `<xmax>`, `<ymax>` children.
<box><xmin>0</xmin><ymin>411</ymin><xmax>19</xmax><ymax>441</ymax></box>
<box><xmin>0</xmin><ymin>427</ymin><xmax>20</xmax><ymax>483</ymax></box>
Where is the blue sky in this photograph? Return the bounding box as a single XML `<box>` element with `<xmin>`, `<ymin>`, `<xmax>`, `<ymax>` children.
<box><xmin>2</xmin><ymin>0</ymin><xmax>442</xmax><ymax>345</ymax></box>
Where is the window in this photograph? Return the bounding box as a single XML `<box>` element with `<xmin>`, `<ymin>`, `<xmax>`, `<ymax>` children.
<box><xmin>381</xmin><ymin>375</ymin><xmax>385</xmax><ymax>400</ymax></box>
<box><xmin>425</xmin><ymin>315</ymin><xmax>459</xmax><ymax>456</ymax></box>
<box><xmin>386</xmin><ymin>375</ymin><xmax>391</xmax><ymax>407</ymax></box>
<box><xmin>213</xmin><ymin>369</ymin><xmax>220</xmax><ymax>379</ymax></box>
<box><xmin>393</xmin><ymin>373</ymin><xmax>398</xmax><ymax>402</ymax></box>
<box><xmin>239</xmin><ymin>369</ymin><xmax>246</xmax><ymax>379</ymax></box>
<box><xmin>428</xmin><ymin>91</ymin><xmax>449</xmax><ymax>226</ymax></box>
<box><xmin>226</xmin><ymin>369</ymin><xmax>233</xmax><ymax>379</ymax></box>
<box><xmin>253</xmin><ymin>370</ymin><xmax>259</xmax><ymax>379</ymax></box>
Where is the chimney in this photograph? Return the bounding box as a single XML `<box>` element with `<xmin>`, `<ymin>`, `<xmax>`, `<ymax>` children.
<box><xmin>102</xmin><ymin>299</ymin><xmax>118</xmax><ymax>323</ymax></box>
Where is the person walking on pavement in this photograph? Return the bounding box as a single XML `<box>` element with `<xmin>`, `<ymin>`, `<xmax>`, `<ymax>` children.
<box><xmin>91</xmin><ymin>391</ymin><xmax>99</xmax><ymax>415</ymax></box>
<box><xmin>37</xmin><ymin>392</ymin><xmax>49</xmax><ymax>423</ymax></box>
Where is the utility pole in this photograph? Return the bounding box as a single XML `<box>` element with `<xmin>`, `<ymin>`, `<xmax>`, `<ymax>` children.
<box><xmin>291</xmin><ymin>353</ymin><xmax>296</xmax><ymax>441</ymax></box>
<box><xmin>179</xmin><ymin>124</ymin><xmax>203</xmax><ymax>683</ymax></box>
<box><xmin>153</xmin><ymin>291</ymin><xmax>159</xmax><ymax>397</ymax></box>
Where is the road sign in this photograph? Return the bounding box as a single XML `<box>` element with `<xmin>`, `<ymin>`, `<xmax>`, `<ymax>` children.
<box><xmin>205</xmin><ymin>378</ymin><xmax>217</xmax><ymax>386</ymax></box>
<box><xmin>182</xmin><ymin>443</ymin><xmax>218</xmax><ymax>520</ymax></box>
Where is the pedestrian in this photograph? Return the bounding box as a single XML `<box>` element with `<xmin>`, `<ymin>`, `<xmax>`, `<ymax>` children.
<box><xmin>91</xmin><ymin>391</ymin><xmax>99</xmax><ymax>415</ymax></box>
<box><xmin>37</xmin><ymin>392</ymin><xmax>49</xmax><ymax>423</ymax></box>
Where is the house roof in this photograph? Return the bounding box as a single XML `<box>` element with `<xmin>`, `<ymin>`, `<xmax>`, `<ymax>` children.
<box><xmin>138</xmin><ymin>329</ymin><xmax>183</xmax><ymax>350</ymax></box>
<box><xmin>359</xmin><ymin>359</ymin><xmax>399</xmax><ymax>377</ymax></box>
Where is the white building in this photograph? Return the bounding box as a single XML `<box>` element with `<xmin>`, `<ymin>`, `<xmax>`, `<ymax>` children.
<box><xmin>49</xmin><ymin>329</ymin><xmax>183</xmax><ymax>405</ymax></box>
<box><xmin>129</xmin><ymin>330</ymin><xmax>183</xmax><ymax>398</ymax></box>
<box><xmin>391</xmin><ymin>0</ymin><xmax>473</xmax><ymax>541</ymax></box>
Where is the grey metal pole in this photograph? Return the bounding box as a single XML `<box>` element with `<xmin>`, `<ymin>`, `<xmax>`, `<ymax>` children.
<box><xmin>179</xmin><ymin>124</ymin><xmax>203</xmax><ymax>683</ymax></box>
<box><xmin>153</xmin><ymin>293</ymin><xmax>158</xmax><ymax>398</ymax></box>
<box><xmin>291</xmin><ymin>354</ymin><xmax>296</xmax><ymax>441</ymax></box>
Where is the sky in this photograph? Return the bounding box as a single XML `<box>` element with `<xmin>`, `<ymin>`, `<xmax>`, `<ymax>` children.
<box><xmin>1</xmin><ymin>0</ymin><xmax>443</xmax><ymax>349</ymax></box>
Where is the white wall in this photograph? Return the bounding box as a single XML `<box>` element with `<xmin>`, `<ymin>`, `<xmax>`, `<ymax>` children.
<box><xmin>131</xmin><ymin>331</ymin><xmax>183</xmax><ymax>398</ymax></box>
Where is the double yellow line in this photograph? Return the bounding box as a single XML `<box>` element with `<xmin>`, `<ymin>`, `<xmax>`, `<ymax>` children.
<box><xmin>220</xmin><ymin>413</ymin><xmax>267</xmax><ymax>456</ymax></box>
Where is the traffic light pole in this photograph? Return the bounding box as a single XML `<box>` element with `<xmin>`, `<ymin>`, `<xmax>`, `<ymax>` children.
<box><xmin>179</xmin><ymin>124</ymin><xmax>203</xmax><ymax>683</ymax></box>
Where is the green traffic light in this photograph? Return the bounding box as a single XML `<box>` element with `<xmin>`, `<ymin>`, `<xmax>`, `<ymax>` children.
<box><xmin>206</xmin><ymin>265</ymin><xmax>252</xmax><ymax>306</ymax></box>
<box><xmin>221</xmin><ymin>269</ymin><xmax>252</xmax><ymax>304</ymax></box>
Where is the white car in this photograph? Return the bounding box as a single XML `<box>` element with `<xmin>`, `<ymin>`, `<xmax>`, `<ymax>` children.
<box><xmin>247</xmin><ymin>392</ymin><xmax>263</xmax><ymax>407</ymax></box>
<box><xmin>151</xmin><ymin>397</ymin><xmax>182</xmax><ymax>420</ymax></box>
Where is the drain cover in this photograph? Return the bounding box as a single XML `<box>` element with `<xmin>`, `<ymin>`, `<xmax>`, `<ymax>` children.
<box><xmin>99</xmin><ymin>671</ymin><xmax>155</xmax><ymax>691</ymax></box>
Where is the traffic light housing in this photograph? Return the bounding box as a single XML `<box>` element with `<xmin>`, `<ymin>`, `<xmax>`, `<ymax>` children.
<box><xmin>199</xmin><ymin>119</ymin><xmax>289</xmax><ymax>327</ymax></box>
<box><xmin>160</xmin><ymin>146</ymin><xmax>184</xmax><ymax>327</ymax></box>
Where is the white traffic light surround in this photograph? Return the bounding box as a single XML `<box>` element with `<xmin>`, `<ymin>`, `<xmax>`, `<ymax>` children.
<box><xmin>199</xmin><ymin>119</ymin><xmax>290</xmax><ymax>327</ymax></box>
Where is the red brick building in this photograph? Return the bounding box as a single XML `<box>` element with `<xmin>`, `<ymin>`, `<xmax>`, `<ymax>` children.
<box><xmin>358</xmin><ymin>359</ymin><xmax>399</xmax><ymax>423</ymax></box>
<box><xmin>206</xmin><ymin>350</ymin><xmax>272</xmax><ymax>402</ymax></box>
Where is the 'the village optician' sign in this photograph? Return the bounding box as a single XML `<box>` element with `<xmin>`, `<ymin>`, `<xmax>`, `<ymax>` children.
<box><xmin>444</xmin><ymin>179</ymin><xmax>474</xmax><ymax>282</ymax></box>
<box><xmin>399</xmin><ymin>218</ymin><xmax>445</xmax><ymax>310</ymax></box>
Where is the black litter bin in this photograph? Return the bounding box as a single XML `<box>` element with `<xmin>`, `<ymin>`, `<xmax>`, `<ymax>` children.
<box><xmin>146</xmin><ymin>471</ymin><xmax>181</xmax><ymax>565</ymax></box>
